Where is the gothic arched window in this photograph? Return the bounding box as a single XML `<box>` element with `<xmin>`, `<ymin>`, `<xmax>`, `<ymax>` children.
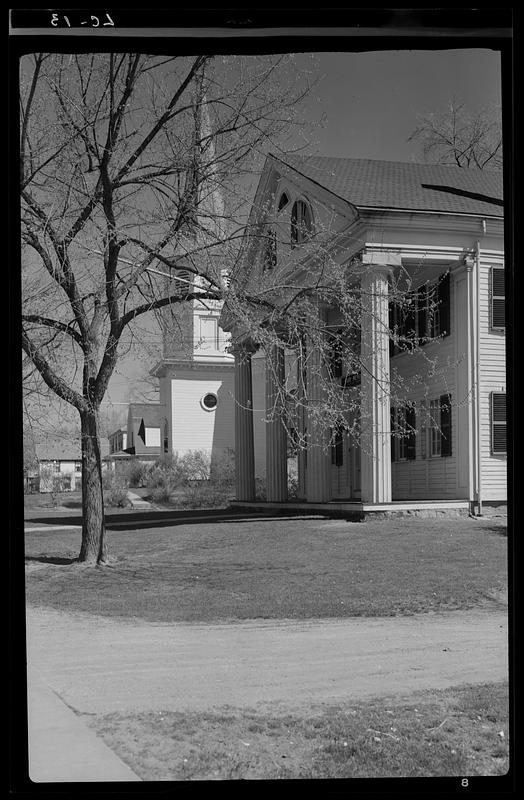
<box><xmin>290</xmin><ymin>199</ymin><xmax>313</xmax><ymax>248</ymax></box>
<box><xmin>278</xmin><ymin>192</ymin><xmax>289</xmax><ymax>212</ymax></box>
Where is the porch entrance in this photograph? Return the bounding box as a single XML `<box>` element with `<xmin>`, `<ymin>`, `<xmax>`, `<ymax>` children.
<box><xmin>330</xmin><ymin>429</ymin><xmax>361</xmax><ymax>500</ymax></box>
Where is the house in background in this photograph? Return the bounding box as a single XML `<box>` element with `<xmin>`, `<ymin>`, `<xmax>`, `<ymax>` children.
<box><xmin>222</xmin><ymin>155</ymin><xmax>506</xmax><ymax>515</ymax></box>
<box><xmin>32</xmin><ymin>437</ymin><xmax>110</xmax><ymax>492</ymax></box>
<box><xmin>108</xmin><ymin>427</ymin><xmax>127</xmax><ymax>455</ymax></box>
<box><xmin>103</xmin><ymin>426</ymin><xmax>131</xmax><ymax>475</ymax></box>
<box><xmin>123</xmin><ymin>403</ymin><xmax>165</xmax><ymax>462</ymax></box>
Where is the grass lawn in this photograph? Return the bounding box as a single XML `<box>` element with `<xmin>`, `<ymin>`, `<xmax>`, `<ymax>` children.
<box><xmin>24</xmin><ymin>491</ymin><xmax>83</xmax><ymax>510</ymax></box>
<box><xmin>84</xmin><ymin>681</ymin><xmax>509</xmax><ymax>780</ymax></box>
<box><xmin>25</xmin><ymin>515</ymin><xmax>507</xmax><ymax>622</ymax></box>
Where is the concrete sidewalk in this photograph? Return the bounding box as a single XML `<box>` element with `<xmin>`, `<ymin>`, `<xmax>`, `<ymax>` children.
<box><xmin>126</xmin><ymin>490</ymin><xmax>153</xmax><ymax>510</ymax></box>
<box><xmin>27</xmin><ymin>672</ymin><xmax>141</xmax><ymax>782</ymax></box>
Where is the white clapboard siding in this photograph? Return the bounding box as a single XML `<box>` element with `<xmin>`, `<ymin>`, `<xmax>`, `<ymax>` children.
<box><xmin>478</xmin><ymin>253</ymin><xmax>507</xmax><ymax>500</ymax></box>
<box><xmin>169</xmin><ymin>369</ymin><xmax>235</xmax><ymax>461</ymax></box>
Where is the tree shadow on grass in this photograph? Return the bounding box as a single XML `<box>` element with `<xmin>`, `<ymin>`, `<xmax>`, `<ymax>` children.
<box><xmin>25</xmin><ymin>508</ymin><xmax>332</xmax><ymax>533</ymax></box>
<box><xmin>476</xmin><ymin>525</ymin><xmax>508</xmax><ymax>537</ymax></box>
<box><xmin>25</xmin><ymin>555</ymin><xmax>78</xmax><ymax>565</ymax></box>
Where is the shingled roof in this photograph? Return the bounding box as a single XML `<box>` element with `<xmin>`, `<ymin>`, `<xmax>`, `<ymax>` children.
<box><xmin>275</xmin><ymin>155</ymin><xmax>503</xmax><ymax>217</ymax></box>
<box><xmin>128</xmin><ymin>403</ymin><xmax>165</xmax><ymax>428</ymax></box>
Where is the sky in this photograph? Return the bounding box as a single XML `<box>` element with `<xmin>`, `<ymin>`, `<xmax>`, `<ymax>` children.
<box><xmin>295</xmin><ymin>49</ymin><xmax>501</xmax><ymax>161</ymax></box>
<box><xmin>87</xmin><ymin>48</ymin><xmax>504</xmax><ymax>419</ymax></box>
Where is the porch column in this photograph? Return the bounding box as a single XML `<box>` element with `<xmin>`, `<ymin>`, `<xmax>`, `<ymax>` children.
<box><xmin>265</xmin><ymin>345</ymin><xmax>288</xmax><ymax>502</ymax></box>
<box><xmin>233</xmin><ymin>344</ymin><xmax>256</xmax><ymax>501</ymax></box>
<box><xmin>296</xmin><ymin>345</ymin><xmax>307</xmax><ymax>500</ymax></box>
<box><xmin>360</xmin><ymin>263</ymin><xmax>394</xmax><ymax>504</ymax></box>
<box><xmin>305</xmin><ymin>308</ymin><xmax>331</xmax><ymax>503</ymax></box>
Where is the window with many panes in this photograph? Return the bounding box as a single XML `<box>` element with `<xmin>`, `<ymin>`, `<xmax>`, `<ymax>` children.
<box><xmin>427</xmin><ymin>395</ymin><xmax>452</xmax><ymax>458</ymax></box>
<box><xmin>389</xmin><ymin>272</ymin><xmax>450</xmax><ymax>355</ymax></box>
<box><xmin>429</xmin><ymin>399</ymin><xmax>441</xmax><ymax>456</ymax></box>
<box><xmin>390</xmin><ymin>404</ymin><xmax>416</xmax><ymax>462</ymax></box>
<box><xmin>416</xmin><ymin>272</ymin><xmax>450</xmax><ymax>344</ymax></box>
<box><xmin>330</xmin><ymin>425</ymin><xmax>344</xmax><ymax>467</ymax></box>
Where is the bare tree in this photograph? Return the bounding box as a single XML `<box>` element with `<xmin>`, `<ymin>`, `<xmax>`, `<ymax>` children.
<box><xmin>408</xmin><ymin>98</ymin><xmax>502</xmax><ymax>170</ymax></box>
<box><xmin>20</xmin><ymin>52</ymin><xmax>314</xmax><ymax>564</ymax></box>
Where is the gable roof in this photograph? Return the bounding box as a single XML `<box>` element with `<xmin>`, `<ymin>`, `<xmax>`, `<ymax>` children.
<box><xmin>274</xmin><ymin>155</ymin><xmax>503</xmax><ymax>218</ymax></box>
<box><xmin>128</xmin><ymin>403</ymin><xmax>165</xmax><ymax>428</ymax></box>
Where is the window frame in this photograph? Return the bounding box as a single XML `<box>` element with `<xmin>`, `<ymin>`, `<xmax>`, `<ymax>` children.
<box><xmin>290</xmin><ymin>198</ymin><xmax>313</xmax><ymax>248</ymax></box>
<box><xmin>391</xmin><ymin>404</ymin><xmax>416</xmax><ymax>462</ymax></box>
<box><xmin>201</xmin><ymin>392</ymin><xmax>218</xmax><ymax>412</ymax></box>
<box><xmin>428</xmin><ymin>399</ymin><xmax>442</xmax><ymax>458</ymax></box>
<box><xmin>330</xmin><ymin>425</ymin><xmax>344</xmax><ymax>467</ymax></box>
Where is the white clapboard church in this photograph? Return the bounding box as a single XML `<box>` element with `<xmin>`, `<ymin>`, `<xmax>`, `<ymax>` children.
<box><xmin>221</xmin><ymin>155</ymin><xmax>507</xmax><ymax>516</ymax></box>
<box><xmin>149</xmin><ymin>94</ymin><xmax>235</xmax><ymax>473</ymax></box>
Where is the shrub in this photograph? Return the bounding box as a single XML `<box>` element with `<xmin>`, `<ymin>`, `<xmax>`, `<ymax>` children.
<box><xmin>255</xmin><ymin>477</ymin><xmax>267</xmax><ymax>501</ymax></box>
<box><xmin>104</xmin><ymin>477</ymin><xmax>130</xmax><ymax>508</ymax></box>
<box><xmin>102</xmin><ymin>469</ymin><xmax>116</xmax><ymax>489</ymax></box>
<box><xmin>126</xmin><ymin>460</ymin><xmax>150</xmax><ymax>488</ymax></box>
<box><xmin>178</xmin><ymin>482</ymin><xmax>235</xmax><ymax>509</ymax></box>
<box><xmin>39</xmin><ymin>466</ymin><xmax>69</xmax><ymax>505</ymax></box>
<box><xmin>210</xmin><ymin>448</ymin><xmax>235</xmax><ymax>485</ymax></box>
<box><xmin>287</xmin><ymin>474</ymin><xmax>300</xmax><ymax>500</ymax></box>
<box><xmin>146</xmin><ymin>453</ymin><xmax>187</xmax><ymax>490</ymax></box>
<box><xmin>149</xmin><ymin>484</ymin><xmax>176</xmax><ymax>504</ymax></box>
<box><xmin>179</xmin><ymin>450</ymin><xmax>211</xmax><ymax>481</ymax></box>
<box><xmin>287</xmin><ymin>457</ymin><xmax>300</xmax><ymax>499</ymax></box>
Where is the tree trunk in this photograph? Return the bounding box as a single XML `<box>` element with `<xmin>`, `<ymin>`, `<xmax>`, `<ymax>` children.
<box><xmin>78</xmin><ymin>408</ymin><xmax>108</xmax><ymax>564</ymax></box>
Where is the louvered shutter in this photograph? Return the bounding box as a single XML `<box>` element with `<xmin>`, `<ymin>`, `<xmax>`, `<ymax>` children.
<box><xmin>389</xmin><ymin>301</ymin><xmax>396</xmax><ymax>357</ymax></box>
<box><xmin>420</xmin><ymin>401</ymin><xmax>427</xmax><ymax>459</ymax></box>
<box><xmin>440</xmin><ymin>394</ymin><xmax>452</xmax><ymax>457</ymax></box>
<box><xmin>491</xmin><ymin>393</ymin><xmax>507</xmax><ymax>454</ymax></box>
<box><xmin>417</xmin><ymin>285</ymin><xmax>427</xmax><ymax>345</ymax></box>
<box><xmin>329</xmin><ymin>332</ymin><xmax>343</xmax><ymax>379</ymax></box>
<box><xmin>491</xmin><ymin>268</ymin><xmax>505</xmax><ymax>330</ymax></box>
<box><xmin>390</xmin><ymin>406</ymin><xmax>396</xmax><ymax>462</ymax></box>
<box><xmin>404</xmin><ymin>295</ymin><xmax>416</xmax><ymax>350</ymax></box>
<box><xmin>438</xmin><ymin>272</ymin><xmax>450</xmax><ymax>337</ymax></box>
<box><xmin>406</xmin><ymin>405</ymin><xmax>416</xmax><ymax>460</ymax></box>
<box><xmin>334</xmin><ymin>426</ymin><xmax>344</xmax><ymax>467</ymax></box>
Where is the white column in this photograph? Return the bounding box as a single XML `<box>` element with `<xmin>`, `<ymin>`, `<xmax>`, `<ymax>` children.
<box><xmin>265</xmin><ymin>345</ymin><xmax>288</xmax><ymax>502</ymax></box>
<box><xmin>360</xmin><ymin>266</ymin><xmax>392</xmax><ymax>504</ymax></box>
<box><xmin>296</xmin><ymin>346</ymin><xmax>307</xmax><ymax>500</ymax></box>
<box><xmin>234</xmin><ymin>345</ymin><xmax>256</xmax><ymax>501</ymax></box>
<box><xmin>305</xmin><ymin>309</ymin><xmax>331</xmax><ymax>503</ymax></box>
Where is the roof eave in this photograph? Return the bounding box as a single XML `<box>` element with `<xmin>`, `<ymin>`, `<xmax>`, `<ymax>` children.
<box><xmin>357</xmin><ymin>204</ymin><xmax>503</xmax><ymax>219</ymax></box>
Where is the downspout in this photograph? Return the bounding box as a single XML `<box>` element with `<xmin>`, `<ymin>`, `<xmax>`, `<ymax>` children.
<box><xmin>465</xmin><ymin>257</ymin><xmax>476</xmax><ymax>515</ymax></box>
<box><xmin>474</xmin><ymin>238</ymin><xmax>483</xmax><ymax>515</ymax></box>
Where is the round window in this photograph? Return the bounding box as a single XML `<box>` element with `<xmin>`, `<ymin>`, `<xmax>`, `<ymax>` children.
<box><xmin>201</xmin><ymin>392</ymin><xmax>218</xmax><ymax>411</ymax></box>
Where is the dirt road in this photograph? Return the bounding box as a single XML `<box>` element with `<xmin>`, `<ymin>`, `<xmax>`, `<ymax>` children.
<box><xmin>26</xmin><ymin>606</ymin><xmax>508</xmax><ymax>715</ymax></box>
